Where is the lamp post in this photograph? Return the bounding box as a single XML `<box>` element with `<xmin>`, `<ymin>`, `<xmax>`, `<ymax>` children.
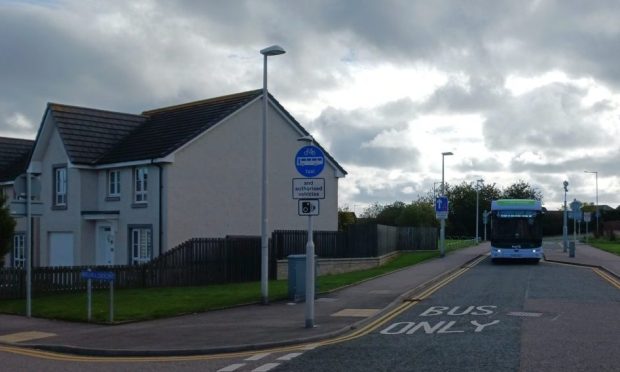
<box><xmin>440</xmin><ymin>152</ymin><xmax>453</xmax><ymax>257</ymax></box>
<box><xmin>584</xmin><ymin>170</ymin><xmax>599</xmax><ymax>236</ymax></box>
<box><xmin>475</xmin><ymin>179</ymin><xmax>484</xmax><ymax>243</ymax></box>
<box><xmin>563</xmin><ymin>181</ymin><xmax>569</xmax><ymax>252</ymax></box>
<box><xmin>260</xmin><ymin>45</ymin><xmax>286</xmax><ymax>305</ymax></box>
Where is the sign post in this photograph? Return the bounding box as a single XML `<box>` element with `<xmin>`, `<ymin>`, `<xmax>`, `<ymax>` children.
<box><xmin>584</xmin><ymin>212</ymin><xmax>592</xmax><ymax>243</ymax></box>
<box><xmin>81</xmin><ymin>269</ymin><xmax>116</xmax><ymax>322</ymax></box>
<box><xmin>294</xmin><ymin>144</ymin><xmax>325</xmax><ymax>329</ymax></box>
<box><xmin>569</xmin><ymin>199</ymin><xmax>582</xmax><ymax>257</ymax></box>
<box><xmin>435</xmin><ymin>196</ymin><xmax>449</xmax><ymax>256</ymax></box>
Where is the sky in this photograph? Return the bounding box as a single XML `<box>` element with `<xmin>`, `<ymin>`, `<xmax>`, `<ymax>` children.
<box><xmin>1</xmin><ymin>0</ymin><xmax>619</xmax><ymax>213</ymax></box>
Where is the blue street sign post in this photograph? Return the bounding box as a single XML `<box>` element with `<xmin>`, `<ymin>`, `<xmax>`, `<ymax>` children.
<box><xmin>294</xmin><ymin>144</ymin><xmax>325</xmax><ymax>329</ymax></box>
<box><xmin>435</xmin><ymin>196</ymin><xmax>449</xmax><ymax>219</ymax></box>
<box><xmin>81</xmin><ymin>269</ymin><xmax>116</xmax><ymax>322</ymax></box>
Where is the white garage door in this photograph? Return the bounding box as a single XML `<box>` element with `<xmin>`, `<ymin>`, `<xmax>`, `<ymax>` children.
<box><xmin>49</xmin><ymin>232</ymin><xmax>74</xmax><ymax>267</ymax></box>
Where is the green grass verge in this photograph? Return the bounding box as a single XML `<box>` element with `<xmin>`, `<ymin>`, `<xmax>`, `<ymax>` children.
<box><xmin>587</xmin><ymin>239</ymin><xmax>620</xmax><ymax>256</ymax></box>
<box><xmin>0</xmin><ymin>241</ymin><xmax>476</xmax><ymax>323</ymax></box>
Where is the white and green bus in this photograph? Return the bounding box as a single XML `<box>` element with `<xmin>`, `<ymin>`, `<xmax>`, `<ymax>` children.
<box><xmin>490</xmin><ymin>199</ymin><xmax>543</xmax><ymax>262</ymax></box>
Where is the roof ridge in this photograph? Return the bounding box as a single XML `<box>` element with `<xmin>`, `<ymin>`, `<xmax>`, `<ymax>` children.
<box><xmin>48</xmin><ymin>103</ymin><xmax>147</xmax><ymax>119</ymax></box>
<box><xmin>0</xmin><ymin>136</ymin><xmax>35</xmax><ymax>144</ymax></box>
<box><xmin>141</xmin><ymin>89</ymin><xmax>262</xmax><ymax>116</ymax></box>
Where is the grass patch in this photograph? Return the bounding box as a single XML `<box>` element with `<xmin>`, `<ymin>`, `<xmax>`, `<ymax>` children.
<box><xmin>588</xmin><ymin>239</ymin><xmax>620</xmax><ymax>256</ymax></box>
<box><xmin>0</xmin><ymin>242</ymin><xmax>476</xmax><ymax>323</ymax></box>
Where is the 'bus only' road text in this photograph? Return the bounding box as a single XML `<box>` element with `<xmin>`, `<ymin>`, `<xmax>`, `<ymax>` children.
<box><xmin>380</xmin><ymin>305</ymin><xmax>500</xmax><ymax>335</ymax></box>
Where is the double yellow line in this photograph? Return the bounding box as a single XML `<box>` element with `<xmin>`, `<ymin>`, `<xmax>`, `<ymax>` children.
<box><xmin>0</xmin><ymin>255</ymin><xmax>487</xmax><ymax>363</ymax></box>
<box><xmin>593</xmin><ymin>268</ymin><xmax>620</xmax><ymax>290</ymax></box>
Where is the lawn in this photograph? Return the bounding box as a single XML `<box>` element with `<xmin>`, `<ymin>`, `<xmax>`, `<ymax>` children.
<box><xmin>588</xmin><ymin>239</ymin><xmax>620</xmax><ymax>256</ymax></box>
<box><xmin>0</xmin><ymin>240</ymin><xmax>476</xmax><ymax>323</ymax></box>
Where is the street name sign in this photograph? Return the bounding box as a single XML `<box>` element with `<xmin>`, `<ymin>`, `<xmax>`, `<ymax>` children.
<box><xmin>292</xmin><ymin>178</ymin><xmax>325</xmax><ymax>199</ymax></box>
<box><xmin>81</xmin><ymin>271</ymin><xmax>116</xmax><ymax>282</ymax></box>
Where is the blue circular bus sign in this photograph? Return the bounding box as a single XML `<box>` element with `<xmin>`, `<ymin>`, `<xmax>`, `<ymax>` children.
<box><xmin>295</xmin><ymin>145</ymin><xmax>325</xmax><ymax>177</ymax></box>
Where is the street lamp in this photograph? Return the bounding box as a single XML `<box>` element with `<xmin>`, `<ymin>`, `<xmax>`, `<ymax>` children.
<box><xmin>440</xmin><ymin>151</ymin><xmax>453</xmax><ymax>257</ymax></box>
<box><xmin>584</xmin><ymin>170</ymin><xmax>599</xmax><ymax>236</ymax></box>
<box><xmin>475</xmin><ymin>179</ymin><xmax>484</xmax><ymax>243</ymax></box>
<box><xmin>563</xmin><ymin>181</ymin><xmax>569</xmax><ymax>252</ymax></box>
<box><xmin>260</xmin><ymin>44</ymin><xmax>286</xmax><ymax>305</ymax></box>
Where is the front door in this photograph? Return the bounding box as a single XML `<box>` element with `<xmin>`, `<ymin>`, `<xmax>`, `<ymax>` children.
<box><xmin>96</xmin><ymin>225</ymin><xmax>115</xmax><ymax>265</ymax></box>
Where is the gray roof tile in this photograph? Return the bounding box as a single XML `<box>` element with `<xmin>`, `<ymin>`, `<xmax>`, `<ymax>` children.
<box><xmin>0</xmin><ymin>136</ymin><xmax>34</xmax><ymax>182</ymax></box>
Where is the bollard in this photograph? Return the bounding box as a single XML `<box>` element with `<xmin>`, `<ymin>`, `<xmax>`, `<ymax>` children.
<box><xmin>569</xmin><ymin>241</ymin><xmax>575</xmax><ymax>258</ymax></box>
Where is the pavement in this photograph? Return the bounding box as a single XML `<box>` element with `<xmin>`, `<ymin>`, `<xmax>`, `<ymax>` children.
<box><xmin>0</xmin><ymin>241</ymin><xmax>618</xmax><ymax>357</ymax></box>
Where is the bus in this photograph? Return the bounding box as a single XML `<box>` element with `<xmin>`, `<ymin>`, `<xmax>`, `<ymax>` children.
<box><xmin>490</xmin><ymin>199</ymin><xmax>543</xmax><ymax>262</ymax></box>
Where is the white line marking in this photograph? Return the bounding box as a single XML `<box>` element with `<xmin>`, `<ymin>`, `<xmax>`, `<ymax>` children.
<box><xmin>277</xmin><ymin>352</ymin><xmax>303</xmax><ymax>361</ymax></box>
<box><xmin>217</xmin><ymin>363</ymin><xmax>246</xmax><ymax>372</ymax></box>
<box><xmin>252</xmin><ymin>363</ymin><xmax>280</xmax><ymax>372</ymax></box>
<box><xmin>245</xmin><ymin>353</ymin><xmax>271</xmax><ymax>361</ymax></box>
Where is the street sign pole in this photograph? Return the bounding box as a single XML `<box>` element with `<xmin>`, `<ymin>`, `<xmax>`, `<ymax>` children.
<box><xmin>294</xmin><ymin>143</ymin><xmax>324</xmax><ymax>329</ymax></box>
<box><xmin>305</xmin><ymin>214</ymin><xmax>315</xmax><ymax>328</ymax></box>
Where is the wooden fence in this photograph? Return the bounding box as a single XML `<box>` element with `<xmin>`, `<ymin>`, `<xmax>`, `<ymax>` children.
<box><xmin>0</xmin><ymin>225</ymin><xmax>438</xmax><ymax>300</ymax></box>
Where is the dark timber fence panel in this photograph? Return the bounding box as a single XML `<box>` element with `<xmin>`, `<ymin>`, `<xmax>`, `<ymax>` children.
<box><xmin>0</xmin><ymin>225</ymin><xmax>440</xmax><ymax>299</ymax></box>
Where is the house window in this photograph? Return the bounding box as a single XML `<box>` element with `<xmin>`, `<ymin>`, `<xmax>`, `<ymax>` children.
<box><xmin>54</xmin><ymin>166</ymin><xmax>67</xmax><ymax>207</ymax></box>
<box><xmin>130</xmin><ymin>227</ymin><xmax>152</xmax><ymax>265</ymax></box>
<box><xmin>13</xmin><ymin>234</ymin><xmax>25</xmax><ymax>268</ymax></box>
<box><xmin>108</xmin><ymin>170</ymin><xmax>121</xmax><ymax>197</ymax></box>
<box><xmin>134</xmin><ymin>167</ymin><xmax>148</xmax><ymax>203</ymax></box>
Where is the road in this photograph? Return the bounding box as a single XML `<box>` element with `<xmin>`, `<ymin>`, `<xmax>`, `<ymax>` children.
<box><xmin>276</xmin><ymin>254</ymin><xmax>620</xmax><ymax>372</ymax></box>
<box><xmin>2</xmin><ymin>247</ymin><xmax>619</xmax><ymax>371</ymax></box>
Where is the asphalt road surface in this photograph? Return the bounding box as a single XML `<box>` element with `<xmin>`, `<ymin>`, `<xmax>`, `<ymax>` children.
<box><xmin>276</xmin><ymin>256</ymin><xmax>620</xmax><ymax>372</ymax></box>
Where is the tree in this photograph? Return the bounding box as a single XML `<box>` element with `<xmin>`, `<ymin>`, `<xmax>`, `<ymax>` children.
<box><xmin>375</xmin><ymin>201</ymin><xmax>406</xmax><ymax>226</ymax></box>
<box><xmin>501</xmin><ymin>180</ymin><xmax>543</xmax><ymax>200</ymax></box>
<box><xmin>338</xmin><ymin>207</ymin><xmax>357</xmax><ymax>231</ymax></box>
<box><xmin>396</xmin><ymin>200</ymin><xmax>438</xmax><ymax>228</ymax></box>
<box><xmin>445</xmin><ymin>181</ymin><xmax>502</xmax><ymax>237</ymax></box>
<box><xmin>0</xmin><ymin>192</ymin><xmax>16</xmax><ymax>266</ymax></box>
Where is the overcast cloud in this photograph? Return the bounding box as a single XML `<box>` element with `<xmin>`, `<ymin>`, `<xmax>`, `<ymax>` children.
<box><xmin>1</xmin><ymin>0</ymin><xmax>619</xmax><ymax>210</ymax></box>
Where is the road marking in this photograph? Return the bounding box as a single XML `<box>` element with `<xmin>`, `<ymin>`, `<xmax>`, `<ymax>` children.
<box><xmin>0</xmin><ymin>331</ymin><xmax>56</xmax><ymax>343</ymax></box>
<box><xmin>300</xmin><ymin>343</ymin><xmax>319</xmax><ymax>350</ymax></box>
<box><xmin>245</xmin><ymin>353</ymin><xmax>270</xmax><ymax>361</ymax></box>
<box><xmin>507</xmin><ymin>311</ymin><xmax>543</xmax><ymax>317</ymax></box>
<box><xmin>331</xmin><ymin>308</ymin><xmax>380</xmax><ymax>317</ymax></box>
<box><xmin>593</xmin><ymin>268</ymin><xmax>620</xmax><ymax>290</ymax></box>
<box><xmin>277</xmin><ymin>352</ymin><xmax>302</xmax><ymax>361</ymax></box>
<box><xmin>217</xmin><ymin>363</ymin><xmax>246</xmax><ymax>371</ymax></box>
<box><xmin>252</xmin><ymin>363</ymin><xmax>280</xmax><ymax>371</ymax></box>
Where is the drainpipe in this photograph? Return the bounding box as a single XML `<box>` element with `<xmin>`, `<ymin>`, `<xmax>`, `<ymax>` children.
<box><xmin>154</xmin><ymin>162</ymin><xmax>164</xmax><ymax>257</ymax></box>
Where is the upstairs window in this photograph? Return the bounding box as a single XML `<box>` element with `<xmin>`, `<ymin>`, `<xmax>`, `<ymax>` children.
<box><xmin>134</xmin><ymin>167</ymin><xmax>148</xmax><ymax>203</ymax></box>
<box><xmin>54</xmin><ymin>166</ymin><xmax>67</xmax><ymax>207</ymax></box>
<box><xmin>108</xmin><ymin>170</ymin><xmax>121</xmax><ymax>197</ymax></box>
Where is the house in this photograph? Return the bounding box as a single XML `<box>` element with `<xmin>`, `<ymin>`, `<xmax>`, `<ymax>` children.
<box><xmin>0</xmin><ymin>136</ymin><xmax>35</xmax><ymax>267</ymax></box>
<box><xmin>4</xmin><ymin>90</ymin><xmax>346</xmax><ymax>267</ymax></box>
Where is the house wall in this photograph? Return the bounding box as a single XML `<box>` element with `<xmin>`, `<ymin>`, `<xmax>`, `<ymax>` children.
<box><xmin>91</xmin><ymin>165</ymin><xmax>161</xmax><ymax>264</ymax></box>
<box><xmin>165</xmin><ymin>98</ymin><xmax>340</xmax><ymax>248</ymax></box>
<box><xmin>38</xmin><ymin>128</ymin><xmax>83</xmax><ymax>266</ymax></box>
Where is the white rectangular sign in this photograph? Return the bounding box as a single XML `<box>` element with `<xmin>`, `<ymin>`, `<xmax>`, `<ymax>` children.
<box><xmin>298</xmin><ymin>199</ymin><xmax>320</xmax><ymax>216</ymax></box>
<box><xmin>292</xmin><ymin>178</ymin><xmax>325</xmax><ymax>199</ymax></box>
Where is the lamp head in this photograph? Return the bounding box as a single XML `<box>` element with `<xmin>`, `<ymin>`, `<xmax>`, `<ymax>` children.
<box><xmin>297</xmin><ymin>135</ymin><xmax>314</xmax><ymax>143</ymax></box>
<box><xmin>260</xmin><ymin>45</ymin><xmax>286</xmax><ymax>56</ymax></box>
<box><xmin>442</xmin><ymin>151</ymin><xmax>454</xmax><ymax>156</ymax></box>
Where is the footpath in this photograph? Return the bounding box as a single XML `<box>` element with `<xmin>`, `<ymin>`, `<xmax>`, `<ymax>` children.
<box><xmin>0</xmin><ymin>241</ymin><xmax>618</xmax><ymax>357</ymax></box>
